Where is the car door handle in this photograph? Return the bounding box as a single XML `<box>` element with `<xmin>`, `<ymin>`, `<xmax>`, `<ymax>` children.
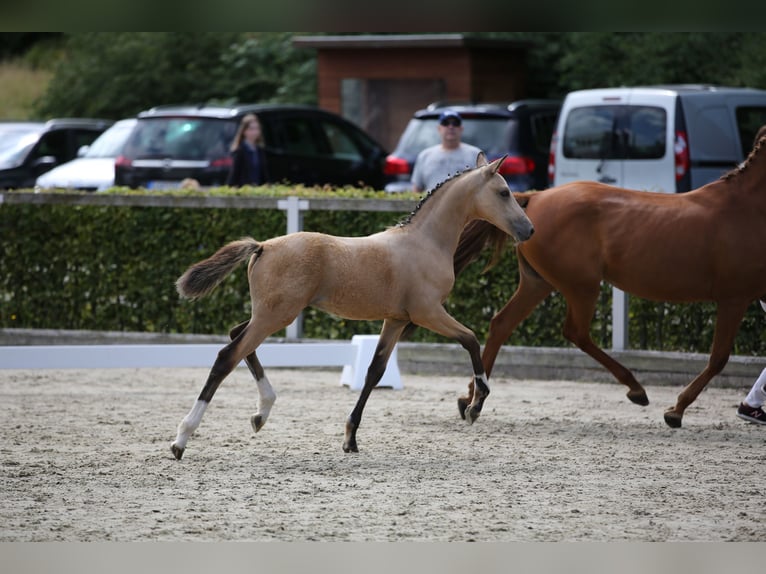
<box><xmin>598</xmin><ymin>175</ymin><xmax>617</xmax><ymax>184</ymax></box>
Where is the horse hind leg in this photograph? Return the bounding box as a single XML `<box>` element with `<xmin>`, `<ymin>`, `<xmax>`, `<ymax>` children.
<box><xmin>663</xmin><ymin>300</ymin><xmax>748</xmax><ymax>428</ymax></box>
<box><xmin>228</xmin><ymin>320</ymin><xmax>276</xmax><ymax>433</ymax></box>
<box><xmin>170</xmin><ymin>320</ymin><xmax>268</xmax><ymax>460</ymax></box>
<box><xmin>562</xmin><ymin>290</ymin><xmax>649</xmax><ymax>407</ymax></box>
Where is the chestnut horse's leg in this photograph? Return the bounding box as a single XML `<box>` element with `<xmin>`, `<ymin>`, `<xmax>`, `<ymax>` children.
<box><xmin>458</xmin><ymin>253</ymin><xmax>553</xmax><ymax>419</ymax></box>
<box><xmin>343</xmin><ymin>319</ymin><xmax>408</xmax><ymax>453</ymax></box>
<box><xmin>170</xmin><ymin>319</ymin><xmax>267</xmax><ymax>460</ymax></box>
<box><xmin>663</xmin><ymin>299</ymin><xmax>750</xmax><ymax>428</ymax></box>
<box><xmin>228</xmin><ymin>320</ymin><xmax>276</xmax><ymax>433</ymax></box>
<box><xmin>560</xmin><ymin>286</ymin><xmax>650</xmax><ymax>407</ymax></box>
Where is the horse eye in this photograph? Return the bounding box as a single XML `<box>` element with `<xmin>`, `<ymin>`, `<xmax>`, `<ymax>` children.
<box><xmin>499</xmin><ymin>189</ymin><xmax>510</xmax><ymax>198</ymax></box>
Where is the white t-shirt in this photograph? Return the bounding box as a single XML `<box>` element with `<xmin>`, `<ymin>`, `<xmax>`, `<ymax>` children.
<box><xmin>411</xmin><ymin>143</ymin><xmax>484</xmax><ymax>192</ymax></box>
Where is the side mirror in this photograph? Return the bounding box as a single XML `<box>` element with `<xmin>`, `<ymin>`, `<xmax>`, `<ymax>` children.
<box><xmin>32</xmin><ymin>156</ymin><xmax>58</xmax><ymax>174</ymax></box>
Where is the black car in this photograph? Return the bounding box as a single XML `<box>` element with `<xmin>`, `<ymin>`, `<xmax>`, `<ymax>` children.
<box><xmin>114</xmin><ymin>103</ymin><xmax>388</xmax><ymax>190</ymax></box>
<box><xmin>384</xmin><ymin>100</ymin><xmax>561</xmax><ymax>192</ymax></box>
<box><xmin>0</xmin><ymin>118</ymin><xmax>113</xmax><ymax>189</ymax></box>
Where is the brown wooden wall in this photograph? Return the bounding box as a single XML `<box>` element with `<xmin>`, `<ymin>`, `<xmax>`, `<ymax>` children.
<box><xmin>295</xmin><ymin>35</ymin><xmax>529</xmax><ymax>151</ymax></box>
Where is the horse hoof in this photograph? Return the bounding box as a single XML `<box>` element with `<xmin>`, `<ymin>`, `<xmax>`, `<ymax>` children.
<box><xmin>663</xmin><ymin>410</ymin><xmax>683</xmax><ymax>428</ymax></box>
<box><xmin>170</xmin><ymin>443</ymin><xmax>185</xmax><ymax>460</ymax></box>
<box><xmin>457</xmin><ymin>397</ymin><xmax>469</xmax><ymax>420</ymax></box>
<box><xmin>627</xmin><ymin>390</ymin><xmax>649</xmax><ymax>406</ymax></box>
<box><xmin>342</xmin><ymin>442</ymin><xmax>358</xmax><ymax>453</ymax></box>
<box><xmin>251</xmin><ymin>414</ymin><xmax>264</xmax><ymax>433</ymax></box>
<box><xmin>465</xmin><ymin>405</ymin><xmax>481</xmax><ymax>425</ymax></box>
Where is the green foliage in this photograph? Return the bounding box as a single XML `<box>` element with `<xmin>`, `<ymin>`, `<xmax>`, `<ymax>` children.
<box><xmin>29</xmin><ymin>32</ymin><xmax>766</xmax><ymax>122</ymax></box>
<box><xmin>34</xmin><ymin>32</ymin><xmax>315</xmax><ymax>120</ymax></box>
<box><xmin>215</xmin><ymin>34</ymin><xmax>316</xmax><ymax>105</ymax></box>
<box><xmin>2</xmin><ymin>190</ymin><xmax>765</xmax><ymax>354</ymax></box>
<box><xmin>556</xmin><ymin>32</ymin><xmax>762</xmax><ymax>92</ymax></box>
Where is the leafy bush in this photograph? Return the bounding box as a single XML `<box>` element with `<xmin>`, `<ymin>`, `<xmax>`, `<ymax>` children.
<box><xmin>1</xmin><ymin>187</ymin><xmax>765</xmax><ymax>354</ymax></box>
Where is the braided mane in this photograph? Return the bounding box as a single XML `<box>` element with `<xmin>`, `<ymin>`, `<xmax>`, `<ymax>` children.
<box><xmin>396</xmin><ymin>166</ymin><xmax>474</xmax><ymax>227</ymax></box>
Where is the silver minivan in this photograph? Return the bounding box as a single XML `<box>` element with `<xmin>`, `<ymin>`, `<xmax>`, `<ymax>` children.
<box><xmin>549</xmin><ymin>85</ymin><xmax>766</xmax><ymax>193</ymax></box>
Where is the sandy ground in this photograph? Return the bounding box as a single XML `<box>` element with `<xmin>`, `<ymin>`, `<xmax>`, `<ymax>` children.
<box><xmin>1</xmin><ymin>365</ymin><xmax>765</xmax><ymax>542</ymax></box>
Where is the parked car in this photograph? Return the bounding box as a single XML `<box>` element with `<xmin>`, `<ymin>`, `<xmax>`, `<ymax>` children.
<box><xmin>549</xmin><ymin>84</ymin><xmax>766</xmax><ymax>193</ymax></box>
<box><xmin>383</xmin><ymin>100</ymin><xmax>561</xmax><ymax>193</ymax></box>
<box><xmin>114</xmin><ymin>103</ymin><xmax>388</xmax><ymax>190</ymax></box>
<box><xmin>35</xmin><ymin>118</ymin><xmax>136</xmax><ymax>192</ymax></box>
<box><xmin>0</xmin><ymin>118</ymin><xmax>113</xmax><ymax>189</ymax></box>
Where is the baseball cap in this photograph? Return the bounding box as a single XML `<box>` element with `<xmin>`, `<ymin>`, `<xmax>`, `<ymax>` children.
<box><xmin>439</xmin><ymin>110</ymin><xmax>462</xmax><ymax>125</ymax></box>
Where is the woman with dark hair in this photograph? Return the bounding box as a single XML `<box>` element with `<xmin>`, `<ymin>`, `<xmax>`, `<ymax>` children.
<box><xmin>226</xmin><ymin>113</ymin><xmax>269</xmax><ymax>186</ymax></box>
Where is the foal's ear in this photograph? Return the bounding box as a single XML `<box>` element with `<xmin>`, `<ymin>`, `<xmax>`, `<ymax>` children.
<box><xmin>488</xmin><ymin>154</ymin><xmax>508</xmax><ymax>175</ymax></box>
<box><xmin>476</xmin><ymin>151</ymin><xmax>488</xmax><ymax>167</ymax></box>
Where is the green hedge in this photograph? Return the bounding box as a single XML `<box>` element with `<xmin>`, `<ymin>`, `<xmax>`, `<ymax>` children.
<box><xmin>1</xmin><ymin>188</ymin><xmax>765</xmax><ymax>354</ymax></box>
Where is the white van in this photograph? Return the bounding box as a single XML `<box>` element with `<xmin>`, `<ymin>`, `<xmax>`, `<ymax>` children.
<box><xmin>548</xmin><ymin>85</ymin><xmax>766</xmax><ymax>193</ymax></box>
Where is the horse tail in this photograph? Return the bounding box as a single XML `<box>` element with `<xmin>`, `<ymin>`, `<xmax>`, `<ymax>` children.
<box><xmin>176</xmin><ymin>237</ymin><xmax>263</xmax><ymax>299</ymax></box>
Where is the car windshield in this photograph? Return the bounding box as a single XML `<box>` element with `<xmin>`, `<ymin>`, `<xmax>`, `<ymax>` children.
<box><xmin>396</xmin><ymin>117</ymin><xmax>516</xmax><ymax>157</ymax></box>
<box><xmin>0</xmin><ymin>125</ymin><xmax>42</xmax><ymax>169</ymax></box>
<box><xmin>122</xmin><ymin>117</ymin><xmax>235</xmax><ymax>160</ymax></box>
<box><xmin>84</xmin><ymin>121</ymin><xmax>136</xmax><ymax>158</ymax></box>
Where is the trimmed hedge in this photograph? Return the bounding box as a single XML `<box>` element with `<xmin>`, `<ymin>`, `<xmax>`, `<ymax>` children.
<box><xmin>1</xmin><ymin>188</ymin><xmax>765</xmax><ymax>354</ymax></box>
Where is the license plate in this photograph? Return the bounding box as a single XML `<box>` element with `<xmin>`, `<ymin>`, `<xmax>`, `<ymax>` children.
<box><xmin>146</xmin><ymin>180</ymin><xmax>182</xmax><ymax>190</ymax></box>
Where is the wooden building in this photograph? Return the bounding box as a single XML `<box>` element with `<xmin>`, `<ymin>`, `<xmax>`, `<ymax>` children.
<box><xmin>292</xmin><ymin>34</ymin><xmax>530</xmax><ymax>151</ymax></box>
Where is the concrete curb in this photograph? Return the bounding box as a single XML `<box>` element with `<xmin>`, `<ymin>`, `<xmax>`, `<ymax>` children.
<box><xmin>1</xmin><ymin>328</ymin><xmax>762</xmax><ymax>389</ymax></box>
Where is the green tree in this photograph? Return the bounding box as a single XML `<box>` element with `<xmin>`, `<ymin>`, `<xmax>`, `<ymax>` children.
<box><xmin>34</xmin><ymin>32</ymin><xmax>315</xmax><ymax>119</ymax></box>
<box><xmin>555</xmin><ymin>32</ymin><xmax>754</xmax><ymax>91</ymax></box>
<box><xmin>214</xmin><ymin>33</ymin><xmax>316</xmax><ymax>105</ymax></box>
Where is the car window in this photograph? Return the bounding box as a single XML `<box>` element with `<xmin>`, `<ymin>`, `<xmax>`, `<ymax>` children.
<box><xmin>124</xmin><ymin>118</ymin><xmax>234</xmax><ymax>160</ymax></box>
<box><xmin>34</xmin><ymin>130</ymin><xmax>68</xmax><ymax>161</ymax></box>
<box><xmin>461</xmin><ymin>119</ymin><xmax>512</xmax><ymax>156</ymax></box>
<box><xmin>396</xmin><ymin>119</ymin><xmax>441</xmax><ymax>156</ymax></box>
<box><xmin>396</xmin><ymin>117</ymin><xmax>514</xmax><ymax>157</ymax></box>
<box><xmin>735</xmin><ymin>106</ymin><xmax>766</xmax><ymax>157</ymax></box>
<box><xmin>0</xmin><ymin>127</ymin><xmax>40</xmax><ymax>169</ymax></box>
<box><xmin>85</xmin><ymin>122</ymin><xmax>135</xmax><ymax>158</ymax></box>
<box><xmin>624</xmin><ymin>107</ymin><xmax>666</xmax><ymax>159</ymax></box>
<box><xmin>70</xmin><ymin>130</ymin><xmax>103</xmax><ymax>159</ymax></box>
<box><xmin>319</xmin><ymin>120</ymin><xmax>363</xmax><ymax>161</ymax></box>
<box><xmin>563</xmin><ymin>105</ymin><xmax>666</xmax><ymax>160</ymax></box>
<box><xmin>280</xmin><ymin>117</ymin><xmax>319</xmax><ymax>156</ymax></box>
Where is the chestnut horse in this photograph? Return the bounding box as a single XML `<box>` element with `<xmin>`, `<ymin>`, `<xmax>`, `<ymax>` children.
<box><xmin>453</xmin><ymin>133</ymin><xmax>766</xmax><ymax>428</ymax></box>
<box><xmin>170</xmin><ymin>153</ymin><xmax>534</xmax><ymax>459</ymax></box>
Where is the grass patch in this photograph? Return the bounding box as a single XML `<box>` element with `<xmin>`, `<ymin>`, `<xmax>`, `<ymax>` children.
<box><xmin>0</xmin><ymin>60</ymin><xmax>52</xmax><ymax>119</ymax></box>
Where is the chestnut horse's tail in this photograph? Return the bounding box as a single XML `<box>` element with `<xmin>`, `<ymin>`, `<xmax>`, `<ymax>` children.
<box><xmin>453</xmin><ymin>191</ymin><xmax>535</xmax><ymax>275</ymax></box>
<box><xmin>176</xmin><ymin>237</ymin><xmax>263</xmax><ymax>299</ymax></box>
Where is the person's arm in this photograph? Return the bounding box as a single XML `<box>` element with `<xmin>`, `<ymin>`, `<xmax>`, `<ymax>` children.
<box><xmin>411</xmin><ymin>149</ymin><xmax>428</xmax><ymax>193</ymax></box>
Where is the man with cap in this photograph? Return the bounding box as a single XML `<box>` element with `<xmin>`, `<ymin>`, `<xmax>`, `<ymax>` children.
<box><xmin>411</xmin><ymin>110</ymin><xmax>484</xmax><ymax>193</ymax></box>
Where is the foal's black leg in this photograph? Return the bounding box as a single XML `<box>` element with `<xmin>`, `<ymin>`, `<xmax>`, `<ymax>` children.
<box><xmin>454</xmin><ymin>330</ymin><xmax>490</xmax><ymax>424</ymax></box>
<box><xmin>343</xmin><ymin>319</ymin><xmax>407</xmax><ymax>453</ymax></box>
<box><xmin>229</xmin><ymin>320</ymin><xmax>273</xmax><ymax>432</ymax></box>
<box><xmin>170</xmin><ymin>326</ymin><xmax>254</xmax><ymax>460</ymax></box>
<box><xmin>414</xmin><ymin>308</ymin><xmax>489</xmax><ymax>424</ymax></box>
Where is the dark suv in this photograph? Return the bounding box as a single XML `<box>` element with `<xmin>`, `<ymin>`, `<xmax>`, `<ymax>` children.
<box><xmin>384</xmin><ymin>100</ymin><xmax>561</xmax><ymax>192</ymax></box>
<box><xmin>0</xmin><ymin>118</ymin><xmax>113</xmax><ymax>189</ymax></box>
<box><xmin>114</xmin><ymin>103</ymin><xmax>388</xmax><ymax>189</ymax></box>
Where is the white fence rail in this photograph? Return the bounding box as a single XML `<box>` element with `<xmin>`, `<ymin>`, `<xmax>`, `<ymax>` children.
<box><xmin>0</xmin><ymin>335</ymin><xmax>403</xmax><ymax>390</ymax></box>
